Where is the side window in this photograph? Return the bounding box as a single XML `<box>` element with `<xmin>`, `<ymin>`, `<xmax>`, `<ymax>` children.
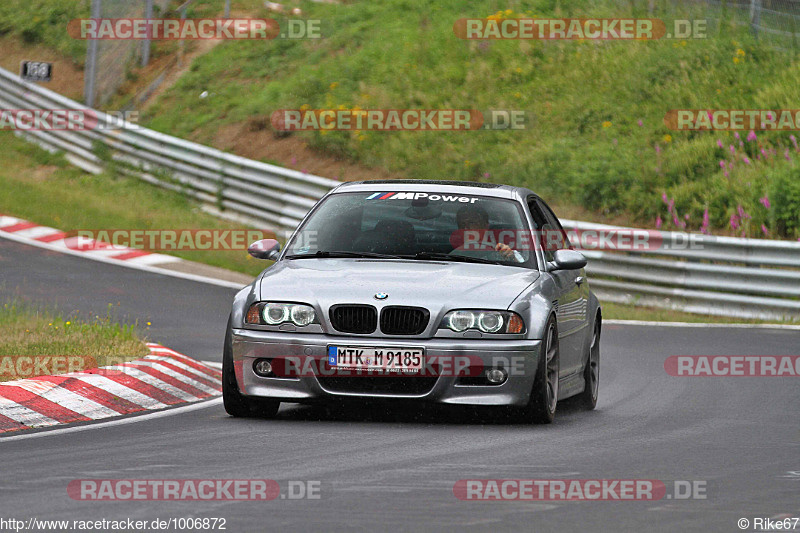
<box><xmin>526</xmin><ymin>198</ymin><xmax>555</xmax><ymax>262</ymax></box>
<box><xmin>537</xmin><ymin>199</ymin><xmax>572</xmax><ymax>254</ymax></box>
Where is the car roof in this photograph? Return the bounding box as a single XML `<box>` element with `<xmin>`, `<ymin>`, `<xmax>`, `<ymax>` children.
<box><xmin>332</xmin><ymin>179</ymin><xmax>532</xmax><ymax>200</ymax></box>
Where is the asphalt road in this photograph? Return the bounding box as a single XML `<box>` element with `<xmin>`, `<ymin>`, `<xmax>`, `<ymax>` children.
<box><xmin>0</xmin><ymin>237</ymin><xmax>798</xmax><ymax>533</ymax></box>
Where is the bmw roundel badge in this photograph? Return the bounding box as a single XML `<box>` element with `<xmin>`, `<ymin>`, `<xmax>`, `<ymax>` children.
<box><xmin>374</xmin><ymin>292</ymin><xmax>389</xmax><ymax>300</ymax></box>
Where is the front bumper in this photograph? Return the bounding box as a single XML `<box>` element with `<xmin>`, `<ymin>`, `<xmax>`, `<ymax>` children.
<box><xmin>231</xmin><ymin>329</ymin><xmax>542</xmax><ymax>407</ymax></box>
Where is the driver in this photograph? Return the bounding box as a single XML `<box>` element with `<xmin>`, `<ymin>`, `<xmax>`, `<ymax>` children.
<box><xmin>453</xmin><ymin>204</ymin><xmax>523</xmax><ymax>262</ymax></box>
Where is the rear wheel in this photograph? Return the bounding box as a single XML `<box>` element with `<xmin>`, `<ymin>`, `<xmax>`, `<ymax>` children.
<box><xmin>222</xmin><ymin>315</ymin><xmax>280</xmax><ymax>418</ymax></box>
<box><xmin>577</xmin><ymin>317</ymin><xmax>600</xmax><ymax>410</ymax></box>
<box><xmin>516</xmin><ymin>316</ymin><xmax>559</xmax><ymax>424</ymax></box>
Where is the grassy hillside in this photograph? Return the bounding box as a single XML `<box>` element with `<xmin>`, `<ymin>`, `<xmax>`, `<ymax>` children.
<box><xmin>142</xmin><ymin>0</ymin><xmax>800</xmax><ymax>238</ymax></box>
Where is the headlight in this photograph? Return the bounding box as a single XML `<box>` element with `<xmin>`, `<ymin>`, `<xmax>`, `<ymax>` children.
<box><xmin>245</xmin><ymin>302</ymin><xmax>317</xmax><ymax>327</ymax></box>
<box><xmin>440</xmin><ymin>310</ymin><xmax>525</xmax><ymax>334</ymax></box>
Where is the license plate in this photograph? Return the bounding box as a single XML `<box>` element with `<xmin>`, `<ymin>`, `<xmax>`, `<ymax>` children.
<box><xmin>327</xmin><ymin>346</ymin><xmax>424</xmax><ymax>372</ymax></box>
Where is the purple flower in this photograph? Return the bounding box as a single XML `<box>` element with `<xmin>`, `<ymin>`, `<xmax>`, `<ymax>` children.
<box><xmin>730</xmin><ymin>145</ymin><xmax>735</xmax><ymax>154</ymax></box>
<box><xmin>612</xmin><ymin>138</ymin><xmax>618</xmax><ymax>145</ymax></box>
<box><xmin>786</xmin><ymin>149</ymin><xmax>792</xmax><ymax>161</ymax></box>
<box><xmin>743</xmin><ymin>156</ymin><xmax>751</xmax><ymax>164</ymax></box>
<box><xmin>701</xmin><ymin>209</ymin><xmax>710</xmax><ymax>234</ymax></box>
<box><xmin>761</xmin><ymin>224</ymin><xmax>769</xmax><ymax>236</ymax></box>
<box><xmin>638</xmin><ymin>119</ymin><xmax>643</xmax><ymax>127</ymax></box>
<box><xmin>655</xmin><ymin>144</ymin><xmax>662</xmax><ymax>154</ymax></box>
<box><xmin>759</xmin><ymin>196</ymin><xmax>771</xmax><ymax>209</ymax></box>
<box><xmin>662</xmin><ymin>192</ymin><xmax>668</xmax><ymax>204</ymax></box>
<box><xmin>672</xmin><ymin>215</ymin><xmax>680</xmax><ymax>226</ymax></box>
<box><xmin>760</xmin><ymin>148</ymin><xmax>767</xmax><ymax>157</ymax></box>
<box><xmin>719</xmin><ymin>160</ymin><xmax>725</xmax><ymax>168</ymax></box>
<box><xmin>730</xmin><ymin>214</ymin><xmax>739</xmax><ymax>230</ymax></box>
<box><xmin>747</xmin><ymin>130</ymin><xmax>757</xmax><ymax>142</ymax></box>
<box><xmin>290</xmin><ymin>157</ymin><xmax>297</xmax><ymax>165</ymax></box>
<box><xmin>655</xmin><ymin>216</ymin><xmax>662</xmax><ymax>229</ymax></box>
<box><xmin>739</xmin><ymin>141</ymin><xmax>744</xmax><ymax>148</ymax></box>
<box><xmin>734</xmin><ymin>132</ymin><xmax>740</xmax><ymax>139</ymax></box>
<box><xmin>668</xmin><ymin>198</ymin><xmax>675</xmax><ymax>213</ymax></box>
<box><xmin>717</xmin><ymin>139</ymin><xmax>724</xmax><ymax>149</ymax></box>
<box><xmin>483</xmin><ymin>172</ymin><xmax>491</xmax><ymax>179</ymax></box>
<box><xmin>723</xmin><ymin>170</ymin><xmax>729</xmax><ymax>178</ymax></box>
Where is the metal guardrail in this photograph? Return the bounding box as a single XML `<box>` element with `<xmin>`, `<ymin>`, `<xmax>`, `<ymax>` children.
<box><xmin>1</xmin><ymin>66</ymin><xmax>799</xmax><ymax>320</ymax></box>
<box><xmin>0</xmin><ymin>67</ymin><xmax>338</xmax><ymax>236</ymax></box>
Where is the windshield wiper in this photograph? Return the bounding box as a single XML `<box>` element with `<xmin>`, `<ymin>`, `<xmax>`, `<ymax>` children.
<box><xmin>406</xmin><ymin>251</ymin><xmax>503</xmax><ymax>265</ymax></box>
<box><xmin>285</xmin><ymin>250</ymin><xmax>404</xmax><ymax>260</ymax></box>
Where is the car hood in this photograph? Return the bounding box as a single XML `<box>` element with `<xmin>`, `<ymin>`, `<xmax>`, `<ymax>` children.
<box><xmin>258</xmin><ymin>258</ymin><xmax>539</xmax><ymax>311</ymax></box>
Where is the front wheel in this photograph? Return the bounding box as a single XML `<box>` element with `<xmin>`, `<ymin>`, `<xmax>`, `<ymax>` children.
<box><xmin>515</xmin><ymin>316</ymin><xmax>559</xmax><ymax>424</ymax></box>
<box><xmin>222</xmin><ymin>315</ymin><xmax>280</xmax><ymax>418</ymax></box>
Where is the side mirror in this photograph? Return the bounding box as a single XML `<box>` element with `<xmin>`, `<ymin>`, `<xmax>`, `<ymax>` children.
<box><xmin>550</xmin><ymin>249</ymin><xmax>587</xmax><ymax>271</ymax></box>
<box><xmin>248</xmin><ymin>239</ymin><xmax>281</xmax><ymax>260</ymax></box>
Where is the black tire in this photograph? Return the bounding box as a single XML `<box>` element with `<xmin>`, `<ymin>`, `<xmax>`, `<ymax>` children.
<box><xmin>516</xmin><ymin>316</ymin><xmax>559</xmax><ymax>424</ymax></box>
<box><xmin>222</xmin><ymin>315</ymin><xmax>280</xmax><ymax>418</ymax></box>
<box><xmin>577</xmin><ymin>316</ymin><xmax>600</xmax><ymax>410</ymax></box>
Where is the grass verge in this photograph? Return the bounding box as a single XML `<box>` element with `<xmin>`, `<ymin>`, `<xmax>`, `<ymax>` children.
<box><xmin>600</xmin><ymin>301</ymin><xmax>800</xmax><ymax>325</ymax></box>
<box><xmin>0</xmin><ymin>301</ymin><xmax>149</xmax><ymax>382</ymax></box>
<box><xmin>0</xmin><ymin>131</ymin><xmax>268</xmax><ymax>277</ymax></box>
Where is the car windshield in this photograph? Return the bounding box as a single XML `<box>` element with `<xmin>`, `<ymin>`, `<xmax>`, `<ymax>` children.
<box><xmin>284</xmin><ymin>190</ymin><xmax>537</xmax><ymax>268</ymax></box>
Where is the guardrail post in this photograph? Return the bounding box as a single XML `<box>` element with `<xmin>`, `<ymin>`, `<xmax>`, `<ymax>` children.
<box><xmin>749</xmin><ymin>0</ymin><xmax>762</xmax><ymax>39</ymax></box>
<box><xmin>142</xmin><ymin>0</ymin><xmax>154</xmax><ymax>67</ymax></box>
<box><xmin>83</xmin><ymin>0</ymin><xmax>101</xmax><ymax>107</ymax></box>
<box><xmin>225</xmin><ymin>0</ymin><xmax>231</xmax><ymax>18</ymax></box>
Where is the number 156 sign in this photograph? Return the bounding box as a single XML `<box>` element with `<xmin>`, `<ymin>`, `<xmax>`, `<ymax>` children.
<box><xmin>20</xmin><ymin>61</ymin><xmax>52</xmax><ymax>83</ymax></box>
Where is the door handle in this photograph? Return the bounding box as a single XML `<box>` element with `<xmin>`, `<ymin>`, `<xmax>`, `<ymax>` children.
<box><xmin>575</xmin><ymin>276</ymin><xmax>585</xmax><ymax>285</ymax></box>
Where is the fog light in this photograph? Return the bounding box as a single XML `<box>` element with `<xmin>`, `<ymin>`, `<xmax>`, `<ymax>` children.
<box><xmin>253</xmin><ymin>359</ymin><xmax>273</xmax><ymax>377</ymax></box>
<box><xmin>486</xmin><ymin>368</ymin><xmax>507</xmax><ymax>384</ymax></box>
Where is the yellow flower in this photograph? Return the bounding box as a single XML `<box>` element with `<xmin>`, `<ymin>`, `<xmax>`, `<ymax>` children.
<box><xmin>329</xmin><ymin>82</ymin><xmax>339</xmax><ymax>90</ymax></box>
<box><xmin>515</xmin><ymin>67</ymin><xmax>522</xmax><ymax>73</ymax></box>
<box><xmin>357</xmin><ymin>135</ymin><xmax>366</xmax><ymax>142</ymax></box>
<box><xmin>464</xmin><ymin>160</ymin><xmax>471</xmax><ymax>167</ymax></box>
<box><xmin>320</xmin><ymin>130</ymin><xmax>328</xmax><ymax>136</ymax></box>
<box><xmin>513</xmin><ymin>92</ymin><xmax>522</xmax><ymax>99</ymax></box>
<box><xmin>300</xmin><ymin>104</ymin><xmax>310</xmax><ymax>111</ymax></box>
<box><xmin>147</xmin><ymin>321</ymin><xmax>151</xmax><ymax>326</ymax></box>
<box><xmin>736</xmin><ymin>49</ymin><xmax>745</xmax><ymax>56</ymax></box>
<box><xmin>66</xmin><ymin>321</ymin><xmax>71</xmax><ymax>326</ymax></box>
<box><xmin>504</xmin><ymin>9</ymin><xmax>513</xmax><ymax>15</ymax></box>
<box><xmin>602</xmin><ymin>121</ymin><xmax>612</xmax><ymax>128</ymax></box>
<box><xmin>680</xmin><ymin>40</ymin><xmax>687</xmax><ymax>47</ymax></box>
<box><xmin>733</xmin><ymin>57</ymin><xmax>740</xmax><ymax>64</ymax></box>
<box><xmin>662</xmin><ymin>134</ymin><xmax>672</xmax><ymax>143</ymax></box>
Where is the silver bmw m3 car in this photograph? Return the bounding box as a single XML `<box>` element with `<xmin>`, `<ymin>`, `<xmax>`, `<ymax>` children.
<box><xmin>223</xmin><ymin>180</ymin><xmax>601</xmax><ymax>423</ymax></box>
